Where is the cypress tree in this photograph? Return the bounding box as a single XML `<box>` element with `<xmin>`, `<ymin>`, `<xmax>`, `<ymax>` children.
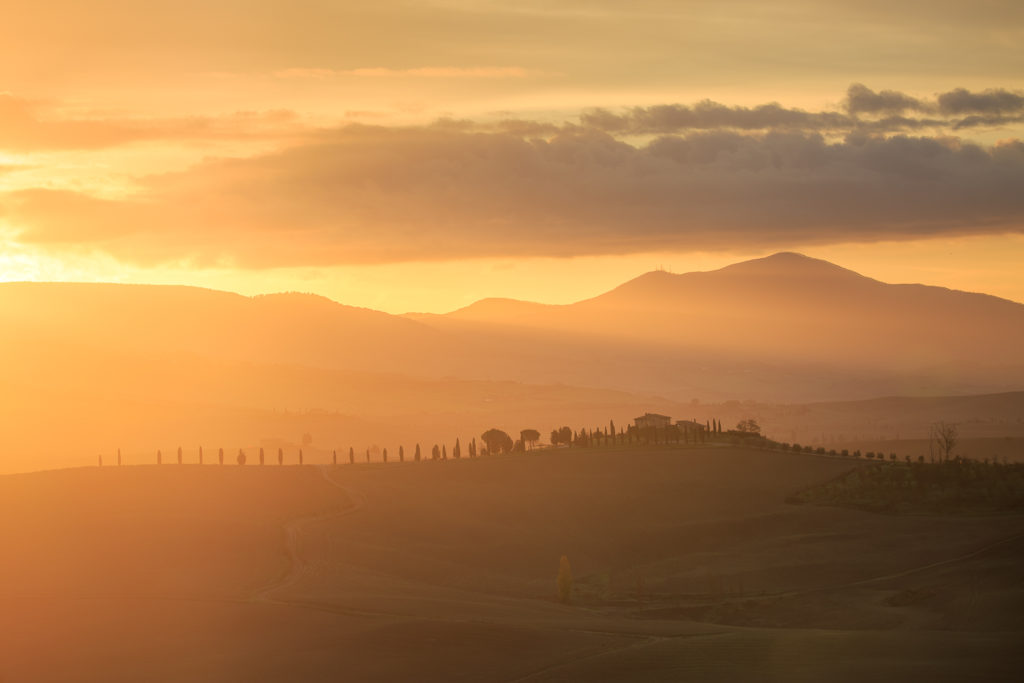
<box><xmin>366</xmin><ymin>448</ymin><xmax>370</xmax><ymax>463</ymax></box>
<box><xmin>349</xmin><ymin>446</ymin><xmax>354</xmax><ymax>464</ymax></box>
<box><xmin>218</xmin><ymin>447</ymin><xmax>224</xmax><ymax>465</ymax></box>
<box><xmin>260</xmin><ymin>447</ymin><xmax>265</xmax><ymax>465</ymax></box>
<box><xmin>415</xmin><ymin>443</ymin><xmax>421</xmax><ymax>461</ymax></box>
<box><xmin>442</xmin><ymin>444</ymin><xmax>447</xmax><ymax>460</ymax></box>
<box><xmin>299</xmin><ymin>449</ymin><xmax>304</xmax><ymax>465</ymax></box>
<box><xmin>118</xmin><ymin>448</ymin><xmax>122</xmax><ymax>466</ymax></box>
<box><xmin>454</xmin><ymin>438</ymin><xmax>461</xmax><ymax>459</ymax></box>
<box><xmin>383</xmin><ymin>448</ymin><xmax>388</xmax><ymax>463</ymax></box>
<box><xmin>333</xmin><ymin>449</ymin><xmax>337</xmax><ymax>466</ymax></box>
<box><xmin>177</xmin><ymin>446</ymin><xmax>182</xmax><ymax>465</ymax></box>
<box><xmin>199</xmin><ymin>446</ymin><xmax>203</xmax><ymax>465</ymax></box>
<box><xmin>157</xmin><ymin>449</ymin><xmax>162</xmax><ymax>465</ymax></box>
<box><xmin>399</xmin><ymin>445</ymin><xmax>404</xmax><ymax>462</ymax></box>
<box><xmin>278</xmin><ymin>447</ymin><xmax>283</xmax><ymax>465</ymax></box>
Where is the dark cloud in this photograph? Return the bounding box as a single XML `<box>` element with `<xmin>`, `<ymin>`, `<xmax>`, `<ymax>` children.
<box><xmin>938</xmin><ymin>87</ymin><xmax>1024</xmax><ymax>115</ymax></box>
<box><xmin>844</xmin><ymin>83</ymin><xmax>927</xmax><ymax>115</ymax></box>
<box><xmin>5</xmin><ymin>124</ymin><xmax>1023</xmax><ymax>266</ymax></box>
<box><xmin>581</xmin><ymin>101</ymin><xmax>856</xmax><ymax>135</ymax></box>
<box><xmin>581</xmin><ymin>85</ymin><xmax>1024</xmax><ymax>137</ymax></box>
<box><xmin>5</xmin><ymin>85</ymin><xmax>1023</xmax><ymax>153</ymax></box>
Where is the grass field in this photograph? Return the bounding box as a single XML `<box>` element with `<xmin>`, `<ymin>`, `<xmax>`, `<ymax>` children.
<box><xmin>2</xmin><ymin>446</ymin><xmax>1022</xmax><ymax>681</ymax></box>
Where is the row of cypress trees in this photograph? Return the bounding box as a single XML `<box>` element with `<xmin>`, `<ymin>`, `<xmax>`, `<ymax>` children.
<box><xmin>100</xmin><ymin>418</ymin><xmax>732</xmax><ymax>467</ymax></box>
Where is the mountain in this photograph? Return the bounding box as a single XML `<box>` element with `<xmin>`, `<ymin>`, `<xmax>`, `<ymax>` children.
<box><xmin>428</xmin><ymin>252</ymin><xmax>1024</xmax><ymax>390</ymax></box>
<box><xmin>3</xmin><ymin>252</ymin><xmax>1024</xmax><ymax>472</ymax></box>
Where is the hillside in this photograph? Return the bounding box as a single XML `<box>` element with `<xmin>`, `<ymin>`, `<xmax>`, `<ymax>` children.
<box><xmin>3</xmin><ymin>448</ymin><xmax>1023</xmax><ymax>681</ymax></box>
<box><xmin>438</xmin><ymin>252</ymin><xmax>1024</xmax><ymax>372</ymax></box>
<box><xmin>4</xmin><ymin>252</ymin><xmax>1024</xmax><ymax>472</ymax></box>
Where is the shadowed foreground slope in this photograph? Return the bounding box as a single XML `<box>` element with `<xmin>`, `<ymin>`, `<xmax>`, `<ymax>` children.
<box><xmin>2</xmin><ymin>447</ymin><xmax>1023</xmax><ymax>681</ymax></box>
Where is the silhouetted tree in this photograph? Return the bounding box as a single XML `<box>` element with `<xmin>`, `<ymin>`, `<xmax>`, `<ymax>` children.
<box><xmin>349</xmin><ymin>446</ymin><xmax>354</xmax><ymax>464</ymax></box>
<box><xmin>609</xmin><ymin>419</ymin><xmax>616</xmax><ymax>440</ymax></box>
<box><xmin>299</xmin><ymin>449</ymin><xmax>304</xmax><ymax>465</ymax></box>
<box><xmin>237</xmin><ymin>449</ymin><xmax>246</xmax><ymax>465</ymax></box>
<box><xmin>199</xmin><ymin>446</ymin><xmax>203</xmax><ymax>465</ymax></box>
<box><xmin>521</xmin><ymin>429</ymin><xmax>540</xmax><ymax>450</ymax></box>
<box><xmin>557</xmin><ymin>555</ymin><xmax>573</xmax><ymax>604</ymax></box>
<box><xmin>157</xmin><ymin>449</ymin><xmax>162</xmax><ymax>465</ymax></box>
<box><xmin>736</xmin><ymin>419</ymin><xmax>761</xmax><ymax>435</ymax></box>
<box><xmin>260</xmin><ymin>447</ymin><xmax>265</xmax><ymax>465</ymax></box>
<box><xmin>930</xmin><ymin>421</ymin><xmax>959</xmax><ymax>462</ymax></box>
<box><xmin>453</xmin><ymin>438</ymin><xmax>461</xmax><ymax>459</ymax></box>
<box><xmin>98</xmin><ymin>454</ymin><xmax>102</xmax><ymax>467</ymax></box>
<box><xmin>432</xmin><ymin>444</ymin><xmax>440</xmax><ymax>461</ymax></box>
<box><xmin>366</xmin><ymin>448</ymin><xmax>371</xmax><ymax>463</ymax></box>
<box><xmin>442</xmin><ymin>444</ymin><xmax>448</xmax><ymax>460</ymax></box>
<box><xmin>550</xmin><ymin>426</ymin><xmax>572</xmax><ymax>446</ymax></box>
<box><xmin>415</xmin><ymin>443</ymin><xmax>421</xmax><ymax>462</ymax></box>
<box><xmin>218</xmin><ymin>447</ymin><xmax>224</xmax><ymax>465</ymax></box>
<box><xmin>333</xmin><ymin>449</ymin><xmax>337</xmax><ymax>466</ymax></box>
<box><xmin>481</xmin><ymin>428</ymin><xmax>513</xmax><ymax>455</ymax></box>
<box><xmin>399</xmin><ymin>445</ymin><xmax>405</xmax><ymax>463</ymax></box>
<box><xmin>278</xmin><ymin>447</ymin><xmax>283</xmax><ymax>465</ymax></box>
<box><xmin>177</xmin><ymin>446</ymin><xmax>182</xmax><ymax>465</ymax></box>
<box><xmin>383</xmin><ymin>447</ymin><xmax>388</xmax><ymax>463</ymax></box>
<box><xmin>117</xmin><ymin>448</ymin><xmax>122</xmax><ymax>466</ymax></box>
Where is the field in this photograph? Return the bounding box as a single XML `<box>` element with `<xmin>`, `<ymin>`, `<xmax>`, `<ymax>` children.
<box><xmin>2</xmin><ymin>446</ymin><xmax>1023</xmax><ymax>681</ymax></box>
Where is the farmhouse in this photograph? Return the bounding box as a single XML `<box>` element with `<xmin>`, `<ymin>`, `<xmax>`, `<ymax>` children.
<box><xmin>634</xmin><ymin>413</ymin><xmax>672</xmax><ymax>430</ymax></box>
<box><xmin>676</xmin><ymin>419</ymin><xmax>706</xmax><ymax>433</ymax></box>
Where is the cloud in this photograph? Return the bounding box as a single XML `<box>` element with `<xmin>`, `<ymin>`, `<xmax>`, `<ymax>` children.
<box><xmin>581</xmin><ymin>101</ymin><xmax>856</xmax><ymax>134</ymax></box>
<box><xmin>6</xmin><ymin>84</ymin><xmax>1022</xmax><ymax>154</ymax></box>
<box><xmin>581</xmin><ymin>85</ymin><xmax>1024</xmax><ymax>136</ymax></box>
<box><xmin>938</xmin><ymin>87</ymin><xmax>1024</xmax><ymax>115</ymax></box>
<box><xmin>0</xmin><ymin>94</ymin><xmax>301</xmax><ymax>152</ymax></box>
<box><xmin>5</xmin><ymin>123</ymin><xmax>1023</xmax><ymax>267</ymax></box>
<box><xmin>844</xmin><ymin>83</ymin><xmax>927</xmax><ymax>115</ymax></box>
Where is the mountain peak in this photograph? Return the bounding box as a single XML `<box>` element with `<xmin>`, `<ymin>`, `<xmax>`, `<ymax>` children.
<box><xmin>717</xmin><ymin>252</ymin><xmax>868</xmax><ymax>280</ymax></box>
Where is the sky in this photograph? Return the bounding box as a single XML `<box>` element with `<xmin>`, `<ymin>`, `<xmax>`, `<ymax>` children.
<box><xmin>1</xmin><ymin>0</ymin><xmax>1023</xmax><ymax>312</ymax></box>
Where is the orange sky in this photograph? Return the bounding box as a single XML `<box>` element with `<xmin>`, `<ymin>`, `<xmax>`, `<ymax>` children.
<box><xmin>2</xmin><ymin>1</ymin><xmax>1023</xmax><ymax>311</ymax></box>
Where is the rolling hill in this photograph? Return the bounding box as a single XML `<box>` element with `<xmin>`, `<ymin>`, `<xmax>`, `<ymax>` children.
<box><xmin>3</xmin><ymin>252</ymin><xmax>1023</xmax><ymax>472</ymax></box>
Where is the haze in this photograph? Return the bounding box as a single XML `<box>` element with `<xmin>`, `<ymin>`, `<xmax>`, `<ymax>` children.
<box><xmin>2</xmin><ymin>2</ymin><xmax>1024</xmax><ymax>681</ymax></box>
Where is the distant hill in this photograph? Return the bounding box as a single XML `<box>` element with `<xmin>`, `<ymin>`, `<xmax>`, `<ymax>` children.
<box><xmin>3</xmin><ymin>253</ymin><xmax>1024</xmax><ymax>472</ymax></box>
<box><xmin>426</xmin><ymin>252</ymin><xmax>1024</xmax><ymax>397</ymax></box>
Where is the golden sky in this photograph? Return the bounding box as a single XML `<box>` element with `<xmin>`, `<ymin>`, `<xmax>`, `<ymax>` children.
<box><xmin>2</xmin><ymin>0</ymin><xmax>1024</xmax><ymax>311</ymax></box>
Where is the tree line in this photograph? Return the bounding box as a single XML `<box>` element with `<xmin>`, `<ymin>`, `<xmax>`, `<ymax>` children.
<box><xmin>97</xmin><ymin>417</ymin><xmax>743</xmax><ymax>468</ymax></box>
